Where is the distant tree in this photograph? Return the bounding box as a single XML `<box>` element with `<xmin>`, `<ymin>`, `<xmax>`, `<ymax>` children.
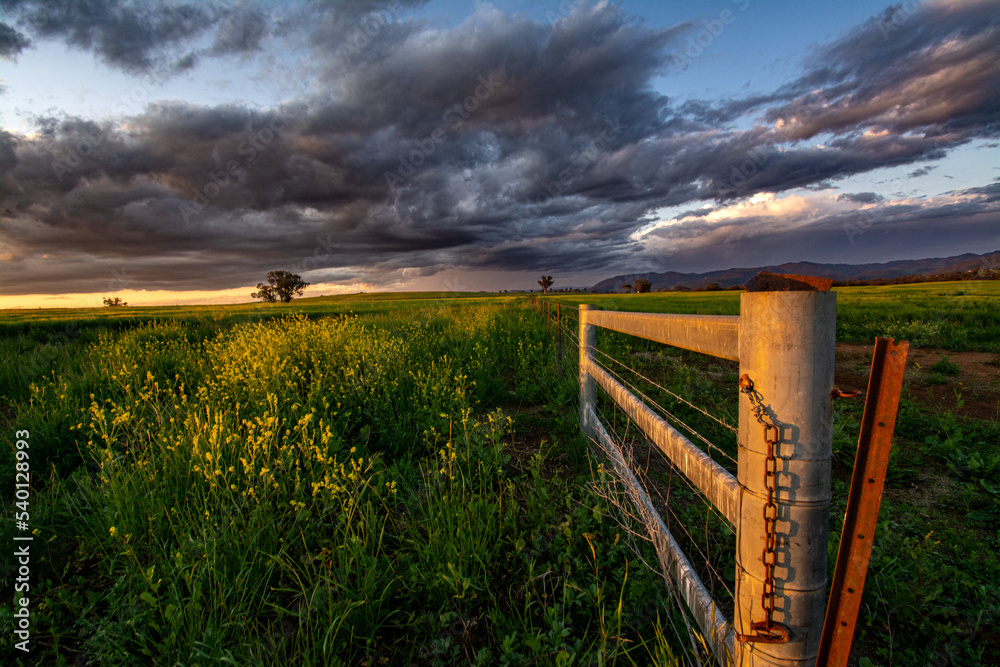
<box><xmin>103</xmin><ymin>296</ymin><xmax>128</xmax><ymax>307</ymax></box>
<box><xmin>633</xmin><ymin>278</ymin><xmax>652</xmax><ymax>293</ymax></box>
<box><xmin>703</xmin><ymin>282</ymin><xmax>722</xmax><ymax>291</ymax></box>
<box><xmin>252</xmin><ymin>270</ymin><xmax>309</xmax><ymax>303</ymax></box>
<box><xmin>252</xmin><ymin>284</ymin><xmax>277</xmax><ymax>302</ymax></box>
<box><xmin>538</xmin><ymin>275</ymin><xmax>554</xmax><ymax>294</ymax></box>
<box><xmin>621</xmin><ymin>283</ymin><xmax>633</xmax><ymax>293</ymax></box>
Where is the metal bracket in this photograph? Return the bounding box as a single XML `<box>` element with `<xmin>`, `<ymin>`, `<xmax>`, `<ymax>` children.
<box><xmin>831</xmin><ymin>388</ymin><xmax>862</xmax><ymax>400</ymax></box>
<box><xmin>737</xmin><ymin>621</ymin><xmax>790</xmax><ymax>644</ymax></box>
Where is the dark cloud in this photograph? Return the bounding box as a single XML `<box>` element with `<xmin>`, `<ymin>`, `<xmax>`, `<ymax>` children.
<box><xmin>0</xmin><ymin>1</ymin><xmax>998</xmax><ymax>296</ymax></box>
<box><xmin>762</xmin><ymin>0</ymin><xmax>1000</xmax><ymax>142</ymax></box>
<box><xmin>0</xmin><ymin>0</ymin><xmax>272</xmax><ymax>74</ymax></box>
<box><xmin>642</xmin><ymin>190</ymin><xmax>1000</xmax><ymax>273</ymax></box>
<box><xmin>0</xmin><ymin>131</ymin><xmax>18</xmax><ymax>176</ymax></box>
<box><xmin>0</xmin><ymin>21</ymin><xmax>31</xmax><ymax>57</ymax></box>
<box><xmin>837</xmin><ymin>192</ymin><xmax>884</xmax><ymax>204</ymax></box>
<box><xmin>5</xmin><ymin>0</ymin><xmax>213</xmax><ymax>74</ymax></box>
<box><xmin>957</xmin><ymin>181</ymin><xmax>1000</xmax><ymax>202</ymax></box>
<box><xmin>908</xmin><ymin>165</ymin><xmax>937</xmax><ymax>178</ymax></box>
<box><xmin>209</xmin><ymin>2</ymin><xmax>269</xmax><ymax>56</ymax></box>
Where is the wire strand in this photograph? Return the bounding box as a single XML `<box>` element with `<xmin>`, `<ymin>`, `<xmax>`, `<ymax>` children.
<box><xmin>591</xmin><ymin>352</ymin><xmax>738</xmax><ymax>469</ymax></box>
<box><xmin>588</xmin><ymin>406</ymin><xmax>706</xmax><ymax>660</ymax></box>
<box><xmin>590</xmin><ymin>358</ymin><xmax>737</xmax><ymax>602</ymax></box>
<box><xmin>594</xmin><ymin>346</ymin><xmax>738</xmax><ymax>435</ymax></box>
<box><xmin>592</xmin><ymin>401</ymin><xmax>732</xmax><ymax>663</ymax></box>
<box><xmin>531</xmin><ymin>300</ymin><xmax>733</xmax><ymax>665</ymax></box>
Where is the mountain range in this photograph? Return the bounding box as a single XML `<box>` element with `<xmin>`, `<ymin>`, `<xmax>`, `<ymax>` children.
<box><xmin>589</xmin><ymin>251</ymin><xmax>1000</xmax><ymax>292</ymax></box>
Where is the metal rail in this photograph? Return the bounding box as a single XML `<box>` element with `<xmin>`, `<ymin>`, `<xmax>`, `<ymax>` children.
<box><xmin>585</xmin><ymin>310</ymin><xmax>739</xmax><ymax>361</ymax></box>
<box><xmin>587</xmin><ymin>406</ymin><xmax>735</xmax><ymax>663</ymax></box>
<box><xmin>585</xmin><ymin>356</ymin><xmax>740</xmax><ymax>526</ymax></box>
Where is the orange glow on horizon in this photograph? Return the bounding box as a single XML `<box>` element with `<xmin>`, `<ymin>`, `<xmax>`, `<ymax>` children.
<box><xmin>0</xmin><ymin>282</ymin><xmax>373</xmax><ymax>310</ymax></box>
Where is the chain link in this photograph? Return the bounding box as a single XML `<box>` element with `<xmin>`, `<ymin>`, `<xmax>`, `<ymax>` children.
<box><xmin>737</xmin><ymin>374</ymin><xmax>790</xmax><ymax>645</ymax></box>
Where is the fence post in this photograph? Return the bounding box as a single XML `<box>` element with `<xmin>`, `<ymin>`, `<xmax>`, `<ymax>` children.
<box><xmin>579</xmin><ymin>304</ymin><xmax>595</xmax><ymax>437</ymax></box>
<box><xmin>735</xmin><ymin>290</ymin><xmax>836</xmax><ymax>666</ymax></box>
<box><xmin>557</xmin><ymin>303</ymin><xmax>563</xmax><ymax>373</ymax></box>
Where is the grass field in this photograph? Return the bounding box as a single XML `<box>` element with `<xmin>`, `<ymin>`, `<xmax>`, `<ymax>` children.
<box><xmin>2</xmin><ymin>298</ymin><xmax>681</xmax><ymax>665</ymax></box>
<box><xmin>1</xmin><ymin>284</ymin><xmax>998</xmax><ymax>665</ymax></box>
<box><xmin>542</xmin><ymin>281</ymin><xmax>1000</xmax><ymax>353</ymax></box>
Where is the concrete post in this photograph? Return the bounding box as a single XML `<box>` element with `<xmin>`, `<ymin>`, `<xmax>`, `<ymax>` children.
<box><xmin>579</xmin><ymin>304</ymin><xmax>595</xmax><ymax>437</ymax></box>
<box><xmin>735</xmin><ymin>291</ymin><xmax>836</xmax><ymax>666</ymax></box>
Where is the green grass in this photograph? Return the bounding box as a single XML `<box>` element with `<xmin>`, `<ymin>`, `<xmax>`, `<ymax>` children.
<box><xmin>0</xmin><ymin>293</ymin><xmax>515</xmax><ymax>338</ymax></box>
<box><xmin>929</xmin><ymin>354</ymin><xmax>962</xmax><ymax>377</ymax></box>
<box><xmin>2</xmin><ymin>283</ymin><xmax>998</xmax><ymax>665</ymax></box>
<box><xmin>852</xmin><ymin>390</ymin><xmax>1000</xmax><ymax>666</ymax></box>
<box><xmin>1</xmin><ymin>300</ymin><xmax>682</xmax><ymax>666</ymax></box>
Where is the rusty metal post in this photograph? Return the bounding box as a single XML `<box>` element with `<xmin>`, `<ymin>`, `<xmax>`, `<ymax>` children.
<box><xmin>816</xmin><ymin>338</ymin><xmax>908</xmax><ymax>667</ymax></box>
<box><xmin>736</xmin><ymin>290</ymin><xmax>836</xmax><ymax>666</ymax></box>
<box><xmin>579</xmin><ymin>304</ymin><xmax>595</xmax><ymax>437</ymax></box>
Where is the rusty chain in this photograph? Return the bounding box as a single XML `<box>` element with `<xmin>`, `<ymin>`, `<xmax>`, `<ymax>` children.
<box><xmin>737</xmin><ymin>373</ymin><xmax>790</xmax><ymax>645</ymax></box>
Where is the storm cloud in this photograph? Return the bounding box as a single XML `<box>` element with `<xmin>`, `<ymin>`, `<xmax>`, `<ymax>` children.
<box><xmin>639</xmin><ymin>186</ymin><xmax>1000</xmax><ymax>273</ymax></box>
<box><xmin>0</xmin><ymin>0</ymin><xmax>271</xmax><ymax>72</ymax></box>
<box><xmin>1</xmin><ymin>0</ymin><xmax>998</xmax><ymax>296</ymax></box>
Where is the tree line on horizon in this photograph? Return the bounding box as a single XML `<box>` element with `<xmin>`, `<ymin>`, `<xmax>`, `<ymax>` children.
<box><xmin>831</xmin><ymin>269</ymin><xmax>999</xmax><ymax>287</ymax></box>
<box><xmin>613</xmin><ymin>268</ymin><xmax>1000</xmax><ymax>293</ymax></box>
<box><xmin>100</xmin><ymin>266</ymin><xmax>998</xmax><ymax>308</ymax></box>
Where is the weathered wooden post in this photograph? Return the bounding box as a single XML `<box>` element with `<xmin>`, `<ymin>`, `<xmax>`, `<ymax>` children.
<box><xmin>735</xmin><ymin>281</ymin><xmax>836</xmax><ymax>666</ymax></box>
<box><xmin>579</xmin><ymin>304</ymin><xmax>595</xmax><ymax>437</ymax></box>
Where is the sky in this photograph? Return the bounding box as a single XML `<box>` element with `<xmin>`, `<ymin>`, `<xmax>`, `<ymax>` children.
<box><xmin>0</xmin><ymin>0</ymin><xmax>998</xmax><ymax>307</ymax></box>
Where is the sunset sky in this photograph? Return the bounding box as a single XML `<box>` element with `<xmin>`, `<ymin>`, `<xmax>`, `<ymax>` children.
<box><xmin>1</xmin><ymin>0</ymin><xmax>998</xmax><ymax>307</ymax></box>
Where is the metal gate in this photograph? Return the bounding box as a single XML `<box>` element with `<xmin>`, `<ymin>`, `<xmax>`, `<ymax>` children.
<box><xmin>578</xmin><ymin>290</ymin><xmax>836</xmax><ymax>666</ymax></box>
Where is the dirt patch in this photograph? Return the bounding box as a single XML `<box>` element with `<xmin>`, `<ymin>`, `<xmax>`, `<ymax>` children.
<box><xmin>880</xmin><ymin>464</ymin><xmax>958</xmax><ymax>511</ymax></box>
<box><xmin>836</xmin><ymin>344</ymin><xmax>999</xmax><ymax>421</ymax></box>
